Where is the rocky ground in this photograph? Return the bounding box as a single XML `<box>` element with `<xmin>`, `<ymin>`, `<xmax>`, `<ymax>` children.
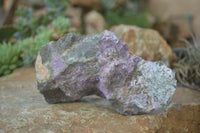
<box><xmin>0</xmin><ymin>67</ymin><xmax>200</xmax><ymax>133</ymax></box>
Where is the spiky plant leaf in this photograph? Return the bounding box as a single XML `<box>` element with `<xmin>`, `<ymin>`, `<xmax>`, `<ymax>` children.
<box><xmin>0</xmin><ymin>42</ymin><xmax>22</xmax><ymax>76</ymax></box>
<box><xmin>173</xmin><ymin>34</ymin><xmax>200</xmax><ymax>90</ymax></box>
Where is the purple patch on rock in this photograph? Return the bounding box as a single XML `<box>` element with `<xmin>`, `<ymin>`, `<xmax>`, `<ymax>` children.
<box><xmin>48</xmin><ymin>42</ymin><xmax>66</xmax><ymax>77</ymax></box>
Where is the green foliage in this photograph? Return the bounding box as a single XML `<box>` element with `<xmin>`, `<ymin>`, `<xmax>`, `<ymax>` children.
<box><xmin>35</xmin><ymin>0</ymin><xmax>69</xmax><ymax>28</ymax></box>
<box><xmin>0</xmin><ymin>1</ymin><xmax>71</xmax><ymax>77</ymax></box>
<box><xmin>15</xmin><ymin>16</ymin><xmax>71</xmax><ymax>66</ymax></box>
<box><xmin>17</xmin><ymin>27</ymin><xmax>53</xmax><ymax>66</ymax></box>
<box><xmin>0</xmin><ymin>26</ymin><xmax>17</xmax><ymax>42</ymax></box>
<box><xmin>100</xmin><ymin>0</ymin><xmax>115</xmax><ymax>10</ymax></box>
<box><xmin>52</xmin><ymin>16</ymin><xmax>70</xmax><ymax>34</ymax></box>
<box><xmin>15</xmin><ymin>7</ymin><xmax>39</xmax><ymax>38</ymax></box>
<box><xmin>44</xmin><ymin>0</ymin><xmax>68</xmax><ymax>16</ymax></box>
<box><xmin>105</xmin><ymin>7</ymin><xmax>150</xmax><ymax>28</ymax></box>
<box><xmin>173</xmin><ymin>35</ymin><xmax>200</xmax><ymax>90</ymax></box>
<box><xmin>0</xmin><ymin>43</ymin><xmax>22</xmax><ymax>76</ymax></box>
<box><xmin>15</xmin><ymin>0</ymin><xmax>69</xmax><ymax>38</ymax></box>
<box><xmin>17</xmin><ymin>38</ymin><xmax>33</xmax><ymax>66</ymax></box>
<box><xmin>101</xmin><ymin>0</ymin><xmax>150</xmax><ymax>28</ymax></box>
<box><xmin>13</xmin><ymin>0</ymin><xmax>70</xmax><ymax>67</ymax></box>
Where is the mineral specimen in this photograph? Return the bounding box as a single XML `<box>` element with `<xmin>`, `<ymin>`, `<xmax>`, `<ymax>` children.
<box><xmin>36</xmin><ymin>30</ymin><xmax>177</xmax><ymax>115</ymax></box>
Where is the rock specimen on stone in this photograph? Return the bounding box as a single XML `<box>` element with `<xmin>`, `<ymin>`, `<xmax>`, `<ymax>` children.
<box><xmin>35</xmin><ymin>30</ymin><xmax>177</xmax><ymax>115</ymax></box>
<box><xmin>110</xmin><ymin>24</ymin><xmax>176</xmax><ymax>65</ymax></box>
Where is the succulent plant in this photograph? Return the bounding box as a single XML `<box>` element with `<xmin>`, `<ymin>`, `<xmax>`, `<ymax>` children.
<box><xmin>52</xmin><ymin>16</ymin><xmax>70</xmax><ymax>34</ymax></box>
<box><xmin>173</xmin><ymin>34</ymin><xmax>200</xmax><ymax>90</ymax></box>
<box><xmin>49</xmin><ymin>16</ymin><xmax>72</xmax><ymax>40</ymax></box>
<box><xmin>14</xmin><ymin>6</ymin><xmax>39</xmax><ymax>38</ymax></box>
<box><xmin>0</xmin><ymin>0</ymin><xmax>71</xmax><ymax>77</ymax></box>
<box><xmin>100</xmin><ymin>0</ymin><xmax>116</xmax><ymax>10</ymax></box>
<box><xmin>14</xmin><ymin>0</ymin><xmax>69</xmax><ymax>38</ymax></box>
<box><xmin>106</xmin><ymin>8</ymin><xmax>150</xmax><ymax>28</ymax></box>
<box><xmin>0</xmin><ymin>42</ymin><xmax>23</xmax><ymax>76</ymax></box>
<box><xmin>0</xmin><ymin>25</ymin><xmax>17</xmax><ymax>42</ymax></box>
<box><xmin>105</xmin><ymin>8</ymin><xmax>149</xmax><ymax>28</ymax></box>
<box><xmin>44</xmin><ymin>0</ymin><xmax>68</xmax><ymax>19</ymax></box>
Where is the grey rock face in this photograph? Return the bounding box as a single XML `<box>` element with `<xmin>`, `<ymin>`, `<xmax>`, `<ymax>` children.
<box><xmin>35</xmin><ymin>30</ymin><xmax>177</xmax><ymax>115</ymax></box>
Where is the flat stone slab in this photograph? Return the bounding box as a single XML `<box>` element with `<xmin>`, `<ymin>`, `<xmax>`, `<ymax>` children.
<box><xmin>0</xmin><ymin>67</ymin><xmax>200</xmax><ymax>133</ymax></box>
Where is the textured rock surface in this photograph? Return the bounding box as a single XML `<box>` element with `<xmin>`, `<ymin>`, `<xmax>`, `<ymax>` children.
<box><xmin>110</xmin><ymin>25</ymin><xmax>176</xmax><ymax>64</ymax></box>
<box><xmin>84</xmin><ymin>10</ymin><xmax>106</xmax><ymax>34</ymax></box>
<box><xmin>36</xmin><ymin>30</ymin><xmax>176</xmax><ymax>115</ymax></box>
<box><xmin>0</xmin><ymin>68</ymin><xmax>200</xmax><ymax>133</ymax></box>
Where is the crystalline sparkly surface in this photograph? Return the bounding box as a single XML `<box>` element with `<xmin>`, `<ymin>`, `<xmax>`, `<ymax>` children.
<box><xmin>35</xmin><ymin>30</ymin><xmax>177</xmax><ymax>115</ymax></box>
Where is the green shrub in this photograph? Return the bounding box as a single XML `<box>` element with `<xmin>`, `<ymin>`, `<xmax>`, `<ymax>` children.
<box><xmin>100</xmin><ymin>0</ymin><xmax>115</xmax><ymax>10</ymax></box>
<box><xmin>16</xmin><ymin>16</ymin><xmax>71</xmax><ymax>66</ymax></box>
<box><xmin>52</xmin><ymin>16</ymin><xmax>70</xmax><ymax>34</ymax></box>
<box><xmin>15</xmin><ymin>0</ymin><xmax>69</xmax><ymax>38</ymax></box>
<box><xmin>105</xmin><ymin>7</ymin><xmax>150</xmax><ymax>28</ymax></box>
<box><xmin>1</xmin><ymin>0</ymin><xmax>73</xmax><ymax>77</ymax></box>
<box><xmin>44</xmin><ymin>0</ymin><xmax>68</xmax><ymax>19</ymax></box>
<box><xmin>15</xmin><ymin>7</ymin><xmax>38</xmax><ymax>38</ymax></box>
<box><xmin>0</xmin><ymin>26</ymin><xmax>17</xmax><ymax>42</ymax></box>
<box><xmin>101</xmin><ymin>0</ymin><xmax>150</xmax><ymax>28</ymax></box>
<box><xmin>0</xmin><ymin>43</ymin><xmax>22</xmax><ymax>76</ymax></box>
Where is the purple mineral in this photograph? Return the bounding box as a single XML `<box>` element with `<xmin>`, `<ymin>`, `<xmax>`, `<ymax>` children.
<box><xmin>35</xmin><ymin>30</ymin><xmax>177</xmax><ymax>115</ymax></box>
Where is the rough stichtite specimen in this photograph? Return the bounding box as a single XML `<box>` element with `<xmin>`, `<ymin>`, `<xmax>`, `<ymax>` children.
<box><xmin>35</xmin><ymin>30</ymin><xmax>177</xmax><ymax>115</ymax></box>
